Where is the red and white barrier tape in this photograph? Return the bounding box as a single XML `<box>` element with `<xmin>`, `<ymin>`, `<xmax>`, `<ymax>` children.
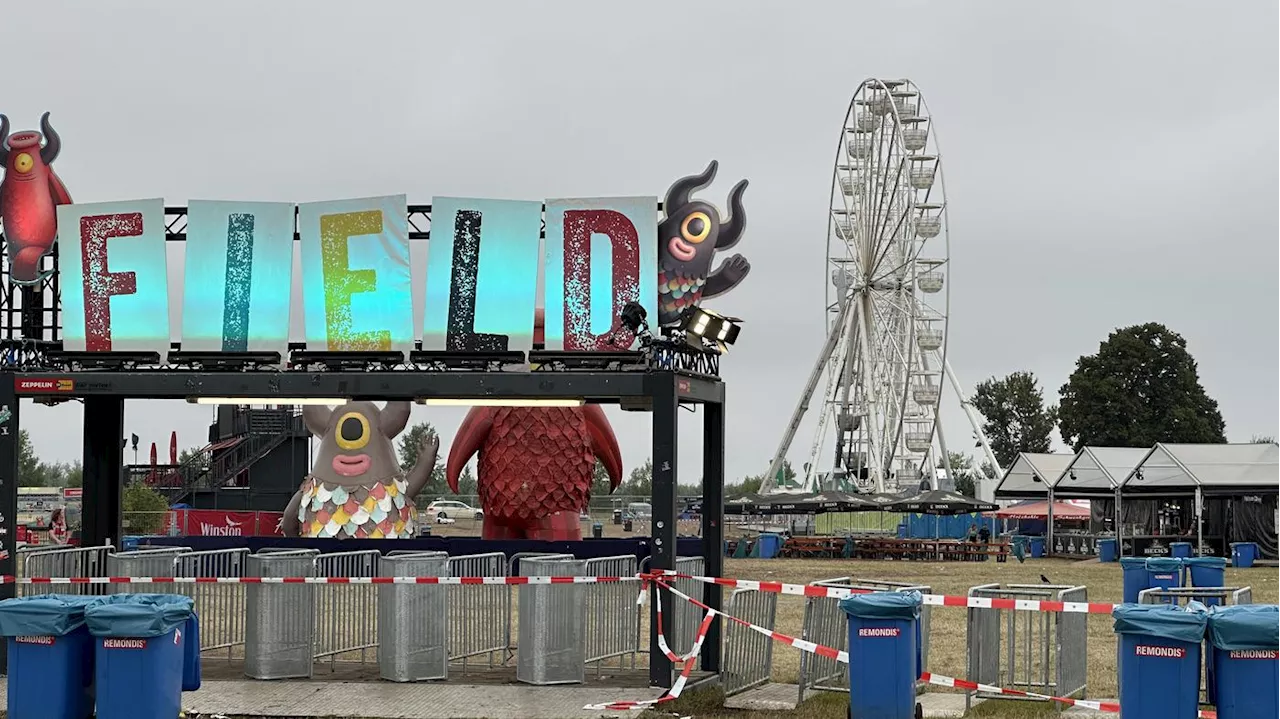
<box><xmin>582</xmin><ymin>609</ymin><xmax>715</xmax><ymax>711</ymax></box>
<box><xmin>3</xmin><ymin>575</ymin><xmax>635</xmax><ymax>586</ymax></box>
<box><xmin>651</xmin><ymin>572</ymin><xmax>1121</xmax><ymax>615</ymax></box>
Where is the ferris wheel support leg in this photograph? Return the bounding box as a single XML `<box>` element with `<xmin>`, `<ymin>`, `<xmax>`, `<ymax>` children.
<box><xmin>762</xmin><ymin>299</ymin><xmax>852</xmax><ymax>494</ymax></box>
<box><xmin>943</xmin><ymin>359</ymin><xmax>1002</xmax><ymax>502</ymax></box>
<box><xmin>857</xmin><ymin>293</ymin><xmax>887</xmax><ymax>493</ymax></box>
<box><xmin>934</xmin><ymin>418</ymin><xmax>954</xmax><ymax>490</ymax></box>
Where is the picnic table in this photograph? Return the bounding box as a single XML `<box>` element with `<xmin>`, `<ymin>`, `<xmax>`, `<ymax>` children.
<box><xmin>852</xmin><ymin>537</ymin><xmax>1010</xmax><ymax>562</ymax></box>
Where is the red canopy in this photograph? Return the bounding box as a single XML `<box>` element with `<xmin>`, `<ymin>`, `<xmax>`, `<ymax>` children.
<box><xmin>986</xmin><ymin>501</ymin><xmax>1090</xmax><ymax>521</ymax></box>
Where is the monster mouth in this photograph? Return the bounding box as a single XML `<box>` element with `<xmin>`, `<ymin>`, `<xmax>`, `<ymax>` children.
<box><xmin>332</xmin><ymin>453</ymin><xmax>371</xmax><ymax>477</ymax></box>
<box><xmin>3</xmin><ymin>133</ymin><xmax>40</xmax><ymax>151</ymax></box>
<box><xmin>667</xmin><ymin>236</ymin><xmax>696</xmax><ymax>262</ymax></box>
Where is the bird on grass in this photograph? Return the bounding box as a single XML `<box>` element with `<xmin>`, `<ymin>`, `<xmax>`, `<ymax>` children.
<box><xmin>1040</xmin><ymin>574</ymin><xmax>1051</xmax><ymax>584</ymax></box>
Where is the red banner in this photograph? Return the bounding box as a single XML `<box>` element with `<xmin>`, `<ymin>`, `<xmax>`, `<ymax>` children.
<box><xmin>256</xmin><ymin>512</ymin><xmax>285</xmax><ymax>537</ymax></box>
<box><xmin>182</xmin><ymin>510</ymin><xmax>258</xmax><ymax>537</ymax></box>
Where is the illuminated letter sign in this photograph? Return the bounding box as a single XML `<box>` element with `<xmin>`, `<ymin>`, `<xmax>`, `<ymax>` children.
<box><xmin>297</xmin><ymin>195</ymin><xmax>413</xmax><ymax>352</ymax></box>
<box><xmin>57</xmin><ymin>198</ymin><xmax>169</xmax><ymax>353</ymax></box>
<box><xmin>422</xmin><ymin>197</ymin><xmax>541</xmax><ymax>352</ymax></box>
<box><xmin>181</xmin><ymin>200</ymin><xmax>295</xmax><ymax>355</ymax></box>
<box><xmin>543</xmin><ymin>197</ymin><xmax>657</xmax><ymax>351</ymax></box>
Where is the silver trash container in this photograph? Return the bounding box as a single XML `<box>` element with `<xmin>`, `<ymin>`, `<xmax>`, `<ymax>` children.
<box><xmin>245</xmin><ymin>549</ymin><xmax>317</xmax><ymax>680</ymax></box>
<box><xmin>104</xmin><ymin>547</ymin><xmax>191</xmax><ymax>594</ymax></box>
<box><xmin>517</xmin><ymin>556</ymin><xmax>587</xmax><ymax>685</ymax></box>
<box><xmin>378</xmin><ymin>551</ymin><xmax>449</xmax><ymax>682</ymax></box>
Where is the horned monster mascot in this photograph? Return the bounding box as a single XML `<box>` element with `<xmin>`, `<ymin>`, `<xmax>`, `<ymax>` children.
<box><xmin>282</xmin><ymin>401</ymin><xmax>438</xmax><ymax>539</ymax></box>
<box><xmin>446</xmin><ymin>312</ymin><xmax>624</xmax><ymax>541</ymax></box>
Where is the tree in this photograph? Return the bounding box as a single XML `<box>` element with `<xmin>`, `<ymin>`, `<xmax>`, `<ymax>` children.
<box><xmin>398</xmin><ymin>422</ymin><xmax>447</xmax><ymax>504</ymax></box>
<box><xmin>1251</xmin><ymin>435</ymin><xmax>1276</xmax><ymax>444</ymax></box>
<box><xmin>1058</xmin><ymin>323</ymin><xmax>1226</xmax><ymax>451</ymax></box>
<box><xmin>726</xmin><ymin>474</ymin><xmax>764</xmax><ymax>500</ymax></box>
<box><xmin>938</xmin><ymin>451</ymin><xmax>987</xmax><ymax>498</ymax></box>
<box><xmin>455</xmin><ymin>464</ymin><xmax>478</xmax><ymax>497</ymax></box>
<box><xmin>620</xmin><ymin>458</ymin><xmax>653</xmax><ymax>497</ymax></box>
<box><xmin>970</xmin><ymin>371</ymin><xmax>1058</xmax><ymax>467</ymax></box>
<box><xmin>122</xmin><ymin>482</ymin><xmax>170</xmax><ymax>534</ymax></box>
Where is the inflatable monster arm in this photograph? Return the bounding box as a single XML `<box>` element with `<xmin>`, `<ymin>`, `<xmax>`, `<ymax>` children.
<box><xmin>281</xmin><ymin>489</ymin><xmax>304</xmax><ymax>537</ymax></box>
<box><xmin>405</xmin><ymin>430</ymin><xmax>441</xmax><ymax>500</ymax></box>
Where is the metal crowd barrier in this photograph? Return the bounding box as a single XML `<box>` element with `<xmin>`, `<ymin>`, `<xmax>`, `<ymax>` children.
<box><xmin>18</xmin><ymin>544</ymin><xmax>113</xmax><ymax>596</ymax></box>
<box><xmin>447</xmin><ymin>552</ymin><xmax>509</xmax><ymax>671</ymax></box>
<box><xmin>104</xmin><ymin>547</ymin><xmax>190</xmax><ymax>594</ymax></box>
<box><xmin>245</xmin><ymin>549</ymin><xmax>318</xmax><ymax>680</ymax></box>
<box><xmin>965</xmin><ymin>583</ymin><xmax>1088</xmax><ymax>711</ymax></box>
<box><xmin>174</xmin><ymin>548</ymin><xmax>250</xmax><ymax>661</ymax></box>
<box><xmin>517</xmin><ymin>555</ymin><xmax>588</xmax><ymax>685</ymax></box>
<box><xmin>721</xmin><ymin>587</ymin><xmax>778</xmax><ymax>697</ymax></box>
<box><xmin>666</xmin><ymin>556</ymin><xmax>706</xmax><ymax>658</ymax></box>
<box><xmin>379</xmin><ymin>551</ymin><xmax>449</xmax><ymax>682</ymax></box>
<box><xmin>313</xmin><ymin>550</ymin><xmax>380</xmax><ymax>669</ymax></box>
<box><xmin>1138</xmin><ymin>586</ymin><xmax>1253</xmax><ymax>607</ymax></box>
<box><xmin>583</xmin><ymin>555</ymin><xmax>640</xmax><ymax>671</ymax></box>
<box><xmin>796</xmin><ymin>577</ymin><xmax>932</xmax><ymax>704</ymax></box>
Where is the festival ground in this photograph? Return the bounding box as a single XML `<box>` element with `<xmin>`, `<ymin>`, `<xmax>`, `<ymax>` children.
<box><xmin>3</xmin><ymin>556</ymin><xmax>1271</xmax><ymax>719</ymax></box>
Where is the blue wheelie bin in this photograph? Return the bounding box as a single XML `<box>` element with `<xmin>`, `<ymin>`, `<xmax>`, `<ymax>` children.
<box><xmin>1145</xmin><ymin>558</ymin><xmax>1184</xmax><ymax>601</ymax></box>
<box><xmin>1113</xmin><ymin>603</ymin><xmax>1208</xmax><ymax>719</ymax></box>
<box><xmin>0</xmin><ymin>595</ymin><xmax>98</xmax><ymax>719</ymax></box>
<box><xmin>1028</xmin><ymin>536</ymin><xmax>1045</xmax><ymax>558</ymax></box>
<box><xmin>1097</xmin><ymin>538</ymin><xmax>1117</xmax><ymax>563</ymax></box>
<box><xmin>1207</xmin><ymin>604</ymin><xmax>1278</xmax><ymax>719</ymax></box>
<box><xmin>1230</xmin><ymin>542</ymin><xmax>1257</xmax><ymax>568</ymax></box>
<box><xmin>1170</xmin><ymin>541</ymin><xmax>1193</xmax><ymax>559</ymax></box>
<box><xmin>1120</xmin><ymin>557</ymin><xmax>1150</xmax><ymax>603</ymax></box>
<box><xmin>1183</xmin><ymin>557</ymin><xmax>1227</xmax><ymax>597</ymax></box>
<box><xmin>85</xmin><ymin>594</ymin><xmax>199</xmax><ymax>719</ymax></box>
<box><xmin>839</xmin><ymin>591</ymin><xmax>922</xmax><ymax>719</ymax></box>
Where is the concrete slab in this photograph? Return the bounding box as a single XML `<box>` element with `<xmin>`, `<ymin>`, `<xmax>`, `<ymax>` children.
<box><xmin>723</xmin><ymin>682</ymin><xmax>799</xmax><ymax>711</ymax></box>
<box><xmin>918</xmin><ymin>691</ymin><xmax>974</xmax><ymax>718</ymax></box>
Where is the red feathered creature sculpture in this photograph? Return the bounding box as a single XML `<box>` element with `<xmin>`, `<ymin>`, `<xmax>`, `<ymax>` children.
<box><xmin>1</xmin><ymin>112</ymin><xmax>73</xmax><ymax>284</ymax></box>
<box><xmin>446</xmin><ymin>310</ymin><xmax>623</xmax><ymax>540</ymax></box>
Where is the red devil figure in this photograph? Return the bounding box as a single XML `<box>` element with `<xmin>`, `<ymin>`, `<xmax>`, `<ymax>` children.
<box><xmin>0</xmin><ymin>112</ymin><xmax>73</xmax><ymax>284</ymax></box>
<box><xmin>446</xmin><ymin>310</ymin><xmax>624</xmax><ymax>541</ymax></box>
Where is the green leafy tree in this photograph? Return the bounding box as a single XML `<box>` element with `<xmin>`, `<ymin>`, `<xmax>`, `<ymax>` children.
<box><xmin>398</xmin><ymin>422</ymin><xmax>447</xmax><ymax>504</ymax></box>
<box><xmin>122</xmin><ymin>482</ymin><xmax>170</xmax><ymax>534</ymax></box>
<box><xmin>620</xmin><ymin>458</ymin><xmax>653</xmax><ymax>497</ymax></box>
<box><xmin>970</xmin><ymin>371</ymin><xmax>1058</xmax><ymax>467</ymax></box>
<box><xmin>455</xmin><ymin>464</ymin><xmax>478</xmax><ymax>497</ymax></box>
<box><xmin>1058</xmin><ymin>323</ymin><xmax>1226</xmax><ymax>451</ymax></box>
<box><xmin>938</xmin><ymin>451</ymin><xmax>987</xmax><ymax>498</ymax></box>
<box><xmin>727</xmin><ymin>474</ymin><xmax>764</xmax><ymax>499</ymax></box>
<box><xmin>1251</xmin><ymin>435</ymin><xmax>1275</xmax><ymax>444</ymax></box>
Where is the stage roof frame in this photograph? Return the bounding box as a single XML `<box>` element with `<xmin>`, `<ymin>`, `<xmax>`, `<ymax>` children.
<box><xmin>1118</xmin><ymin>442</ymin><xmax>1280</xmax><ymax>496</ymax></box>
<box><xmin>993</xmin><ymin>452</ymin><xmax>1075</xmax><ymax>499</ymax></box>
<box><xmin>1050</xmin><ymin>446</ymin><xmax>1148</xmax><ymax>498</ymax></box>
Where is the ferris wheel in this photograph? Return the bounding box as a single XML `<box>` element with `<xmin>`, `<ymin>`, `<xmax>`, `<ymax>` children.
<box><xmin>763</xmin><ymin>78</ymin><xmax>1000</xmax><ymax>495</ymax></box>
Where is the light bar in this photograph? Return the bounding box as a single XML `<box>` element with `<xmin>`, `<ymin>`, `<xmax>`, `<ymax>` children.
<box><xmin>417</xmin><ymin>398</ymin><xmax>585</xmax><ymax>408</ymax></box>
<box><xmin>188</xmin><ymin>397</ymin><xmax>348</xmax><ymax>406</ymax></box>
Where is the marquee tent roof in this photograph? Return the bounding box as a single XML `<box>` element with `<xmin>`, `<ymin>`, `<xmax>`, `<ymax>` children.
<box><xmin>985</xmin><ymin>500</ymin><xmax>1091</xmax><ymax>521</ymax></box>
<box><xmin>1051</xmin><ymin>446</ymin><xmax>1149</xmax><ymax>497</ymax></box>
<box><xmin>994</xmin><ymin>453</ymin><xmax>1075</xmax><ymax>499</ymax></box>
<box><xmin>1119</xmin><ymin>442</ymin><xmax>1280</xmax><ymax>495</ymax></box>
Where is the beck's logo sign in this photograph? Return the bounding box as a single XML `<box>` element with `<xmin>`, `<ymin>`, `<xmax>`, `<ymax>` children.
<box><xmin>14</xmin><ymin>378</ymin><xmax>74</xmax><ymax>393</ymax></box>
<box><xmin>14</xmin><ymin>636</ymin><xmax>55</xmax><ymax>646</ymax></box>
<box><xmin>1134</xmin><ymin>645</ymin><xmax>1185</xmax><ymax>658</ymax></box>
<box><xmin>857</xmin><ymin>627</ymin><xmax>901</xmax><ymax>638</ymax></box>
<box><xmin>102</xmin><ymin>638</ymin><xmax>147</xmax><ymax>650</ymax></box>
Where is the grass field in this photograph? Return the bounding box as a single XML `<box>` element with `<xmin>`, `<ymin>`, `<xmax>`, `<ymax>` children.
<box><xmin>637</xmin><ymin>556</ymin><xmax>1278</xmax><ymax>719</ymax></box>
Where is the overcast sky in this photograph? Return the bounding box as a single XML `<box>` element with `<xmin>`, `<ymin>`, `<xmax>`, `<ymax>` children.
<box><xmin>9</xmin><ymin>1</ymin><xmax>1278</xmax><ymax>491</ymax></box>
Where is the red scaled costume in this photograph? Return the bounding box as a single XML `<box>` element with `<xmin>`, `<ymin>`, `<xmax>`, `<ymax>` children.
<box><xmin>446</xmin><ymin>311</ymin><xmax>623</xmax><ymax>541</ymax></box>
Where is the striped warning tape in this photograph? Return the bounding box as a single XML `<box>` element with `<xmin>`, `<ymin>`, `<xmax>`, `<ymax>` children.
<box><xmin>2</xmin><ymin>575</ymin><xmax>635</xmax><ymax>586</ymax></box>
<box><xmin>650</xmin><ymin>571</ymin><xmax>1121</xmax><ymax>614</ymax></box>
<box><xmin>582</xmin><ymin>608</ymin><xmax>715</xmax><ymax>711</ymax></box>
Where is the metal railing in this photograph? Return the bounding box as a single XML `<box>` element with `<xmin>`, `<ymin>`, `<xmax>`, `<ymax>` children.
<box><xmin>583</xmin><ymin>555</ymin><xmax>640</xmax><ymax>670</ymax></box>
<box><xmin>313</xmin><ymin>550</ymin><xmax>380</xmax><ymax>668</ymax></box>
<box><xmin>966</xmin><ymin>583</ymin><xmax>1088</xmax><ymax>711</ymax></box>
<box><xmin>447</xmin><ymin>552</ymin><xmax>510</xmax><ymax>670</ymax></box>
<box><xmin>721</xmin><ymin>587</ymin><xmax>777</xmax><ymax>696</ymax></box>
<box><xmin>18</xmin><ymin>545</ymin><xmax>112</xmax><ymax>596</ymax></box>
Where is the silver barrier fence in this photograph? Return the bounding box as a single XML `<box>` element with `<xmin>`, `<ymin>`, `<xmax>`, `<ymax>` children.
<box><xmin>1138</xmin><ymin>585</ymin><xmax>1253</xmax><ymax>703</ymax></box>
<box><xmin>517</xmin><ymin>555</ymin><xmax>588</xmax><ymax>685</ymax></box>
<box><xmin>447</xmin><ymin>552</ymin><xmax>509</xmax><ymax>671</ymax></box>
<box><xmin>721</xmin><ymin>587</ymin><xmax>778</xmax><ymax>697</ymax></box>
<box><xmin>105</xmin><ymin>547</ymin><xmax>191</xmax><ymax>594</ymax></box>
<box><xmin>313</xmin><ymin>550</ymin><xmax>381</xmax><ymax>669</ymax></box>
<box><xmin>379</xmin><ymin>551</ymin><xmax>450</xmax><ymax>682</ymax></box>
<box><xmin>173</xmin><ymin>548</ymin><xmax>250</xmax><ymax>661</ymax></box>
<box><xmin>245</xmin><ymin>549</ymin><xmax>318</xmax><ymax>680</ymax></box>
<box><xmin>18</xmin><ymin>544</ymin><xmax>113</xmax><ymax>596</ymax></box>
<box><xmin>966</xmin><ymin>583</ymin><xmax>1088</xmax><ymax>711</ymax></box>
<box><xmin>796</xmin><ymin>577</ymin><xmax>932</xmax><ymax>704</ymax></box>
<box><xmin>668</xmin><ymin>556</ymin><xmax>706</xmax><ymax>658</ymax></box>
<box><xmin>583</xmin><ymin>554</ymin><xmax>640</xmax><ymax>671</ymax></box>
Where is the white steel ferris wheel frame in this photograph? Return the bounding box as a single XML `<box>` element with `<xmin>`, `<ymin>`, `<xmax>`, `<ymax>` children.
<box><xmin>763</xmin><ymin>78</ymin><xmax>1001</xmax><ymax>496</ymax></box>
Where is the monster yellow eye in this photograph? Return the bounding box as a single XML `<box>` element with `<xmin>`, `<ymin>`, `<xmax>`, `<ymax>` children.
<box><xmin>335</xmin><ymin>412</ymin><xmax>370</xmax><ymax>450</ymax></box>
<box><xmin>681</xmin><ymin>212</ymin><xmax>711</xmax><ymax>244</ymax></box>
<box><xmin>13</xmin><ymin>153</ymin><xmax>33</xmax><ymax>174</ymax></box>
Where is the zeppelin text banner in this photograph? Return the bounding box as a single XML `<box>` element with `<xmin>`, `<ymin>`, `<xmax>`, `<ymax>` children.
<box><xmin>181</xmin><ymin>200</ymin><xmax>295</xmax><ymax>355</ymax></box>
<box><xmin>422</xmin><ymin>197</ymin><xmax>543</xmax><ymax>353</ymax></box>
<box><xmin>543</xmin><ymin>196</ymin><xmax>658</xmax><ymax>351</ymax></box>
<box><xmin>57</xmin><ymin>198</ymin><xmax>170</xmax><ymax>353</ymax></box>
<box><xmin>298</xmin><ymin>194</ymin><xmax>413</xmax><ymax>353</ymax></box>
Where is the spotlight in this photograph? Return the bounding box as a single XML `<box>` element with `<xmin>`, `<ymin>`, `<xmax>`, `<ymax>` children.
<box><xmin>610</xmin><ymin>301</ymin><xmax>653</xmax><ymax>348</ymax></box>
<box><xmin>679</xmin><ymin>306</ymin><xmax>741</xmax><ymax>353</ymax></box>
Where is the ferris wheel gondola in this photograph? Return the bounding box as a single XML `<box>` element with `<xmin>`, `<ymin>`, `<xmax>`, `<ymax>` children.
<box><xmin>764</xmin><ymin>78</ymin><xmax>1001</xmax><ymax>496</ymax></box>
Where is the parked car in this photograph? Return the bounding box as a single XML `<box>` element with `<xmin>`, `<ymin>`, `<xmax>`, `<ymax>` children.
<box><xmin>624</xmin><ymin>502</ymin><xmax>652</xmax><ymax>520</ymax></box>
<box><xmin>424</xmin><ymin>500</ymin><xmax>484</xmax><ymax>522</ymax></box>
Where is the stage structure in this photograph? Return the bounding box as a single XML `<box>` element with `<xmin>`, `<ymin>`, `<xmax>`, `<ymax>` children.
<box><xmin>0</xmin><ymin>115</ymin><xmax>748</xmax><ymax>687</ymax></box>
<box><xmin>762</xmin><ymin>79</ymin><xmax>1000</xmax><ymax>497</ymax></box>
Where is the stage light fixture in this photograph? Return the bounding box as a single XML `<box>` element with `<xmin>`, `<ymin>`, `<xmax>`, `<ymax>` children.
<box><xmin>416</xmin><ymin>398</ymin><xmax>585</xmax><ymax>408</ymax></box>
<box><xmin>188</xmin><ymin>397</ymin><xmax>348</xmax><ymax>406</ymax></box>
<box><xmin>679</xmin><ymin>306</ymin><xmax>741</xmax><ymax>353</ymax></box>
